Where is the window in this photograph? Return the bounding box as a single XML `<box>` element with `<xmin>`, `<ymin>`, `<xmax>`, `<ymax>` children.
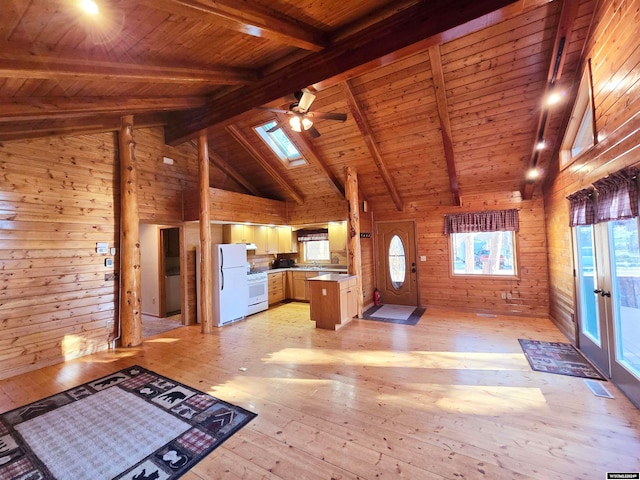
<box><xmin>560</xmin><ymin>62</ymin><xmax>596</xmax><ymax>168</ymax></box>
<box><xmin>450</xmin><ymin>231</ymin><xmax>517</xmax><ymax>276</ymax></box>
<box><xmin>304</xmin><ymin>240</ymin><xmax>330</xmax><ymax>262</ymax></box>
<box><xmin>254</xmin><ymin>121</ymin><xmax>307</xmax><ymax>167</ymax></box>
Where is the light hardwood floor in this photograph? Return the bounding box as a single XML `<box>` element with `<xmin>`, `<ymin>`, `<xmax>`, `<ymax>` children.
<box><xmin>2</xmin><ymin>303</ymin><xmax>640</xmax><ymax>479</ymax></box>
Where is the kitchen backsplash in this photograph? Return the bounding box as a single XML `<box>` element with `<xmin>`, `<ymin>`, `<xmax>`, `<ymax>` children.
<box><xmin>247</xmin><ymin>250</ymin><xmax>348</xmax><ymax>270</ymax></box>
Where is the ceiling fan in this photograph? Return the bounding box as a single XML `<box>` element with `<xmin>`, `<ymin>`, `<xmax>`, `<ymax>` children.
<box><xmin>259</xmin><ymin>89</ymin><xmax>347</xmax><ymax>138</ymax></box>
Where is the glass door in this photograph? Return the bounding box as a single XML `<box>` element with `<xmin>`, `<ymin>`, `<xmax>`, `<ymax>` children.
<box><xmin>575</xmin><ymin>219</ymin><xmax>640</xmax><ymax>408</ymax></box>
<box><xmin>606</xmin><ymin>218</ymin><xmax>640</xmax><ymax>406</ymax></box>
<box><xmin>574</xmin><ymin>225</ymin><xmax>609</xmax><ymax>374</ymax></box>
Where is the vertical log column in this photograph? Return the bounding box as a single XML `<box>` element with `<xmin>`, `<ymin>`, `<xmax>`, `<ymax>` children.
<box><xmin>119</xmin><ymin>115</ymin><xmax>142</xmax><ymax>347</ymax></box>
<box><xmin>345</xmin><ymin>166</ymin><xmax>363</xmax><ymax>318</ymax></box>
<box><xmin>198</xmin><ymin>134</ymin><xmax>213</xmax><ymax>333</ymax></box>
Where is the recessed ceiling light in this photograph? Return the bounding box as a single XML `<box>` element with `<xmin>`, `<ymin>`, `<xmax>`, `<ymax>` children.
<box><xmin>547</xmin><ymin>92</ymin><xmax>562</xmax><ymax>105</ymax></box>
<box><xmin>536</xmin><ymin>140</ymin><xmax>546</xmax><ymax>150</ymax></box>
<box><xmin>527</xmin><ymin>168</ymin><xmax>540</xmax><ymax>180</ymax></box>
<box><xmin>80</xmin><ymin>0</ymin><xmax>99</xmax><ymax>15</ymax></box>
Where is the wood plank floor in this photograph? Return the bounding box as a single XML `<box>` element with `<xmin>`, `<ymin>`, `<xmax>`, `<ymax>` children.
<box><xmin>2</xmin><ymin>303</ymin><xmax>640</xmax><ymax>479</ymax></box>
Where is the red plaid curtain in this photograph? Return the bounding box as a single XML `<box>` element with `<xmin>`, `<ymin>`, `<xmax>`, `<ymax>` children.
<box><xmin>593</xmin><ymin>167</ymin><xmax>639</xmax><ymax>222</ymax></box>
<box><xmin>444</xmin><ymin>209</ymin><xmax>519</xmax><ymax>234</ymax></box>
<box><xmin>566</xmin><ymin>188</ymin><xmax>596</xmax><ymax>227</ymax></box>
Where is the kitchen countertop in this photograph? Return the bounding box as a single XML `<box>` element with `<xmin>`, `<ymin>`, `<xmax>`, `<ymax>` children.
<box><xmin>307</xmin><ymin>273</ymin><xmax>356</xmax><ymax>282</ymax></box>
<box><xmin>267</xmin><ymin>267</ymin><xmax>348</xmax><ymax>274</ymax></box>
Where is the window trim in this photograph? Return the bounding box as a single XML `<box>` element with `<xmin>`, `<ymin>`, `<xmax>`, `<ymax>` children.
<box><xmin>560</xmin><ymin>60</ymin><xmax>597</xmax><ymax>169</ymax></box>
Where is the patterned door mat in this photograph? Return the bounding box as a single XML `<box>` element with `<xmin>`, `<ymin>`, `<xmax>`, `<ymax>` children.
<box><xmin>0</xmin><ymin>365</ymin><xmax>256</xmax><ymax>479</ymax></box>
<box><xmin>518</xmin><ymin>339</ymin><xmax>607</xmax><ymax>381</ymax></box>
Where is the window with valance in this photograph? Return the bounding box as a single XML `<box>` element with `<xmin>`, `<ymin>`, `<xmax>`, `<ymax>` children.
<box><xmin>444</xmin><ymin>209</ymin><xmax>519</xmax><ymax>277</ymax></box>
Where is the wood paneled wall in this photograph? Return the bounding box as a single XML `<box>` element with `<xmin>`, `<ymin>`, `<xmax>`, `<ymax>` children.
<box><xmin>183</xmin><ymin>188</ymin><xmax>288</xmax><ymax>224</ymax></box>
<box><xmin>543</xmin><ymin>0</ymin><xmax>640</xmax><ymax>341</ymax></box>
<box><xmin>371</xmin><ymin>192</ymin><xmax>549</xmax><ymax>316</ymax></box>
<box><xmin>286</xmin><ymin>194</ymin><xmax>347</xmax><ymax>225</ymax></box>
<box><xmin>0</xmin><ymin>133</ymin><xmax>119</xmax><ymax>379</ymax></box>
<box><xmin>0</xmin><ymin>127</ymin><xmax>200</xmax><ymax>380</ymax></box>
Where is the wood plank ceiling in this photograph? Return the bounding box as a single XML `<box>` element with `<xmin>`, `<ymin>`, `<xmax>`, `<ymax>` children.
<box><xmin>0</xmin><ymin>0</ymin><xmax>596</xmax><ymax>209</ymax></box>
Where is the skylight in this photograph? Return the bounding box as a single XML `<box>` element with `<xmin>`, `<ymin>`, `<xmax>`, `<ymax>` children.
<box><xmin>254</xmin><ymin>121</ymin><xmax>307</xmax><ymax>167</ymax></box>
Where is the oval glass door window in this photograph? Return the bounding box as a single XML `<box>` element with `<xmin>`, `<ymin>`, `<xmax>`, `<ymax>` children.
<box><xmin>388</xmin><ymin>235</ymin><xmax>406</xmax><ymax>289</ymax></box>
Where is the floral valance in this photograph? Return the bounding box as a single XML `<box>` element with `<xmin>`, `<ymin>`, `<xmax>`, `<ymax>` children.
<box><xmin>444</xmin><ymin>209</ymin><xmax>519</xmax><ymax>234</ymax></box>
<box><xmin>566</xmin><ymin>188</ymin><xmax>596</xmax><ymax>227</ymax></box>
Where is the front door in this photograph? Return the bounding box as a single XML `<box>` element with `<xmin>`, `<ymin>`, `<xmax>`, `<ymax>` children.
<box><xmin>375</xmin><ymin>221</ymin><xmax>418</xmax><ymax>306</ymax></box>
<box><xmin>574</xmin><ymin>219</ymin><xmax>640</xmax><ymax>408</ymax></box>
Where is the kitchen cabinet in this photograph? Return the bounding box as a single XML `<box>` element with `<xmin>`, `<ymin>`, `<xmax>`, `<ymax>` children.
<box><xmin>289</xmin><ymin>270</ymin><xmax>333</xmax><ymax>301</ymax></box>
<box><xmin>308</xmin><ymin>274</ymin><xmax>358</xmax><ymax>329</ymax></box>
<box><xmin>223</xmin><ymin>224</ymin><xmax>254</xmax><ymax>244</ymax></box>
<box><xmin>268</xmin><ymin>271</ymin><xmax>285</xmax><ymax>305</ymax></box>
<box><xmin>329</xmin><ymin>221</ymin><xmax>347</xmax><ymax>252</ymax></box>
<box><xmin>277</xmin><ymin>226</ymin><xmax>296</xmax><ymax>253</ymax></box>
<box><xmin>290</xmin><ymin>271</ymin><xmax>309</xmax><ymax>301</ymax></box>
<box><xmin>254</xmin><ymin>226</ymin><xmax>279</xmax><ymax>254</ymax></box>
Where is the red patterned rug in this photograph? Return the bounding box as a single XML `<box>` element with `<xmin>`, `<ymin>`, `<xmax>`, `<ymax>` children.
<box><xmin>518</xmin><ymin>339</ymin><xmax>606</xmax><ymax>381</ymax></box>
<box><xmin>0</xmin><ymin>365</ymin><xmax>256</xmax><ymax>479</ymax></box>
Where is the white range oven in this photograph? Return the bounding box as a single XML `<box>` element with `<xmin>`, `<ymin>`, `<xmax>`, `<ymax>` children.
<box><xmin>247</xmin><ymin>271</ymin><xmax>268</xmax><ymax>315</ymax></box>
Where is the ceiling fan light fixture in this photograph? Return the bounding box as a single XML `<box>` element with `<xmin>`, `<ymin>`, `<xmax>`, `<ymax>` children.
<box><xmin>289</xmin><ymin>115</ymin><xmax>302</xmax><ymax>132</ymax></box>
<box><xmin>302</xmin><ymin>117</ymin><xmax>313</xmax><ymax>131</ymax></box>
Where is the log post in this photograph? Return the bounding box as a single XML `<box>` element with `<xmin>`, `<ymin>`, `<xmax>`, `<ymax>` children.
<box><xmin>198</xmin><ymin>134</ymin><xmax>213</xmax><ymax>333</ymax></box>
<box><xmin>118</xmin><ymin>115</ymin><xmax>142</xmax><ymax>347</ymax></box>
<box><xmin>345</xmin><ymin>166</ymin><xmax>363</xmax><ymax>318</ymax></box>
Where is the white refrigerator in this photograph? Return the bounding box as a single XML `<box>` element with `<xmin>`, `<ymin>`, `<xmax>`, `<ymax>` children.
<box><xmin>196</xmin><ymin>243</ymin><xmax>248</xmax><ymax>327</ymax></box>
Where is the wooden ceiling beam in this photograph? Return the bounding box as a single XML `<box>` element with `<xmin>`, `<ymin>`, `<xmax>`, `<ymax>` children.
<box><xmin>225</xmin><ymin>125</ymin><xmax>305</xmax><ymax>205</ymax></box>
<box><xmin>146</xmin><ymin>0</ymin><xmax>327</xmax><ymax>51</ymax></box>
<box><xmin>0</xmin><ymin>50</ymin><xmax>257</xmax><ymax>85</ymax></box>
<box><xmin>208</xmin><ymin>149</ymin><xmax>263</xmax><ymax>197</ymax></box>
<box><xmin>165</xmin><ymin>0</ymin><xmax>522</xmax><ymax>145</ymax></box>
<box><xmin>0</xmin><ymin>97</ymin><xmax>206</xmax><ymax>122</ymax></box>
<box><xmin>428</xmin><ymin>45</ymin><xmax>460</xmax><ymax>206</ymax></box>
<box><xmin>522</xmin><ymin>0</ymin><xmax>580</xmax><ymax>200</ymax></box>
<box><xmin>341</xmin><ymin>81</ymin><xmax>403</xmax><ymax>212</ymax></box>
<box><xmin>0</xmin><ymin>113</ymin><xmax>167</xmax><ymax>142</ymax></box>
<box><xmin>285</xmin><ymin>121</ymin><xmax>345</xmax><ymax>198</ymax></box>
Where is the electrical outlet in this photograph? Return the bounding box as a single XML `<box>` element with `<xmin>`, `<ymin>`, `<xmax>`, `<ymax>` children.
<box><xmin>507</xmin><ymin>292</ymin><xmax>513</xmax><ymax>299</ymax></box>
<box><xmin>501</xmin><ymin>292</ymin><xmax>507</xmax><ymax>299</ymax></box>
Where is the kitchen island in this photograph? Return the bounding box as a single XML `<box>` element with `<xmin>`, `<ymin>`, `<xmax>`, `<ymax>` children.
<box><xmin>307</xmin><ymin>273</ymin><xmax>358</xmax><ymax>330</ymax></box>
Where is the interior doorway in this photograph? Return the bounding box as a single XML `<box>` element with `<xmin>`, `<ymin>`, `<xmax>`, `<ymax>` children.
<box><xmin>375</xmin><ymin>221</ymin><xmax>418</xmax><ymax>306</ymax></box>
<box><xmin>574</xmin><ymin>219</ymin><xmax>640</xmax><ymax>408</ymax></box>
<box><xmin>160</xmin><ymin>227</ymin><xmax>181</xmax><ymax>317</ymax></box>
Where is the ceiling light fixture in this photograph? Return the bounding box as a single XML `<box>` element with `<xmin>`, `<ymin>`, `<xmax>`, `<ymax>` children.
<box><xmin>527</xmin><ymin>168</ymin><xmax>540</xmax><ymax>180</ymax></box>
<box><xmin>289</xmin><ymin>115</ymin><xmax>302</xmax><ymax>132</ymax></box>
<box><xmin>547</xmin><ymin>91</ymin><xmax>562</xmax><ymax>105</ymax></box>
<box><xmin>536</xmin><ymin>140</ymin><xmax>546</xmax><ymax>150</ymax></box>
<box><xmin>289</xmin><ymin>114</ymin><xmax>313</xmax><ymax>132</ymax></box>
<box><xmin>79</xmin><ymin>0</ymin><xmax>99</xmax><ymax>15</ymax></box>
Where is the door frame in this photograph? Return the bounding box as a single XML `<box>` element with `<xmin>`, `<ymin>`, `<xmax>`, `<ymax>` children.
<box><xmin>374</xmin><ymin>220</ymin><xmax>419</xmax><ymax>306</ymax></box>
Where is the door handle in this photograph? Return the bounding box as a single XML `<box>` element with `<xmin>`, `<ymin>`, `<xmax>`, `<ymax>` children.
<box><xmin>593</xmin><ymin>289</ymin><xmax>602</xmax><ymax>294</ymax></box>
<box><xmin>600</xmin><ymin>290</ymin><xmax>611</xmax><ymax>297</ymax></box>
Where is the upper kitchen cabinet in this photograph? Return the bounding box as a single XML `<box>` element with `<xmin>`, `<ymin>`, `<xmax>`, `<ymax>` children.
<box><xmin>254</xmin><ymin>226</ymin><xmax>279</xmax><ymax>255</ymax></box>
<box><xmin>277</xmin><ymin>226</ymin><xmax>296</xmax><ymax>254</ymax></box>
<box><xmin>329</xmin><ymin>222</ymin><xmax>347</xmax><ymax>252</ymax></box>
<box><xmin>223</xmin><ymin>224</ymin><xmax>255</xmax><ymax>244</ymax></box>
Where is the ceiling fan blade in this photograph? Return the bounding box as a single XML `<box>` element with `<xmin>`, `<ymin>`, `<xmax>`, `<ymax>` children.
<box><xmin>307</xmin><ymin>125</ymin><xmax>321</xmax><ymax>138</ymax></box>
<box><xmin>298</xmin><ymin>90</ymin><xmax>316</xmax><ymax>112</ymax></box>
<box><xmin>307</xmin><ymin>111</ymin><xmax>347</xmax><ymax>121</ymax></box>
<box><xmin>255</xmin><ymin>106</ymin><xmax>291</xmax><ymax>114</ymax></box>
